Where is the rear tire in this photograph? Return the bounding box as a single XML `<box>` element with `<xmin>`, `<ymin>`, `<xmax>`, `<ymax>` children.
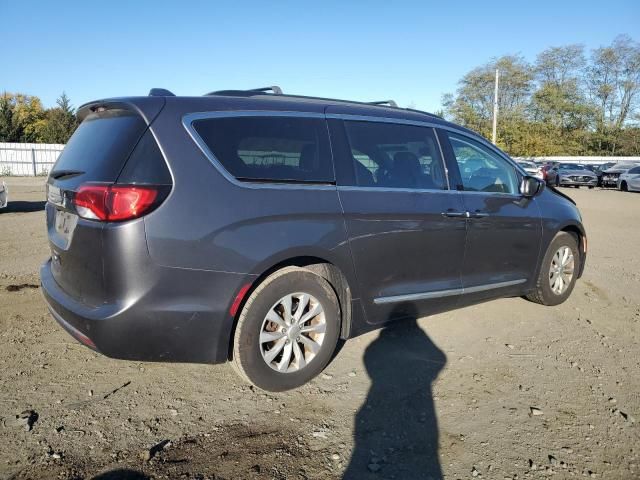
<box><xmin>526</xmin><ymin>232</ymin><xmax>580</xmax><ymax>306</ymax></box>
<box><xmin>231</xmin><ymin>266</ymin><xmax>341</xmax><ymax>392</ymax></box>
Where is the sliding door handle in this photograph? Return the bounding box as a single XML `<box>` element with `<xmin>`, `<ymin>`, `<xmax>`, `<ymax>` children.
<box><xmin>441</xmin><ymin>211</ymin><xmax>467</xmax><ymax>218</ymax></box>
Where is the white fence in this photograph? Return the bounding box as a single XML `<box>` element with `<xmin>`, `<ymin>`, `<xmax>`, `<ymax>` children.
<box><xmin>0</xmin><ymin>143</ymin><xmax>65</xmax><ymax>176</ymax></box>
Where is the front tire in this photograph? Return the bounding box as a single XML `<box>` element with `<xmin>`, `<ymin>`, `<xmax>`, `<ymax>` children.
<box><xmin>231</xmin><ymin>267</ymin><xmax>341</xmax><ymax>391</ymax></box>
<box><xmin>621</xmin><ymin>181</ymin><xmax>628</xmax><ymax>192</ymax></box>
<box><xmin>526</xmin><ymin>232</ymin><xmax>580</xmax><ymax>306</ymax></box>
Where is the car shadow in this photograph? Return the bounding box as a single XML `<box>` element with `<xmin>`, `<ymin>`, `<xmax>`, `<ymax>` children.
<box><xmin>343</xmin><ymin>306</ymin><xmax>447</xmax><ymax>479</ymax></box>
<box><xmin>1</xmin><ymin>200</ymin><xmax>46</xmax><ymax>213</ymax></box>
<box><xmin>91</xmin><ymin>469</ymin><xmax>150</xmax><ymax>480</ymax></box>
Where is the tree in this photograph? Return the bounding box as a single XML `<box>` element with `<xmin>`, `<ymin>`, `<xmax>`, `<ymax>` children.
<box><xmin>587</xmin><ymin>35</ymin><xmax>640</xmax><ymax>153</ymax></box>
<box><xmin>443</xmin><ymin>55</ymin><xmax>534</xmax><ymax>150</ymax></box>
<box><xmin>38</xmin><ymin>92</ymin><xmax>78</xmax><ymax>144</ymax></box>
<box><xmin>442</xmin><ymin>35</ymin><xmax>640</xmax><ymax>156</ymax></box>
<box><xmin>0</xmin><ymin>93</ymin><xmax>18</xmax><ymax>142</ymax></box>
<box><xmin>8</xmin><ymin>94</ymin><xmax>47</xmax><ymax>142</ymax></box>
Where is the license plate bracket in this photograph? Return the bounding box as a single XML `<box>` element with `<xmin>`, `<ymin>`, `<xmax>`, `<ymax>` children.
<box><xmin>55</xmin><ymin>209</ymin><xmax>78</xmax><ymax>238</ymax></box>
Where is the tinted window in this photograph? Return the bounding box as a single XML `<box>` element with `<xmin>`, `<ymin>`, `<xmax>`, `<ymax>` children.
<box><xmin>192</xmin><ymin>116</ymin><xmax>333</xmax><ymax>183</ymax></box>
<box><xmin>342</xmin><ymin>121</ymin><xmax>447</xmax><ymax>190</ymax></box>
<box><xmin>559</xmin><ymin>163</ymin><xmax>582</xmax><ymax>170</ymax></box>
<box><xmin>118</xmin><ymin>129</ymin><xmax>172</xmax><ymax>185</ymax></box>
<box><xmin>628</xmin><ymin>166</ymin><xmax>640</xmax><ymax>174</ymax></box>
<box><xmin>447</xmin><ymin>132</ymin><xmax>518</xmax><ymax>194</ymax></box>
<box><xmin>52</xmin><ymin>110</ymin><xmax>146</xmax><ymax>182</ymax></box>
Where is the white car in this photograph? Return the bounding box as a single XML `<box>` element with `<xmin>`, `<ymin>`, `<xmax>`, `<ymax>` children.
<box><xmin>0</xmin><ymin>181</ymin><xmax>7</xmax><ymax>209</ymax></box>
<box><xmin>517</xmin><ymin>160</ymin><xmax>543</xmax><ymax>179</ymax></box>
<box><xmin>618</xmin><ymin>165</ymin><xmax>640</xmax><ymax>192</ymax></box>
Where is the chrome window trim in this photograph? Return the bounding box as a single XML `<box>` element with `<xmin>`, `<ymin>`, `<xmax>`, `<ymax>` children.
<box><xmin>338</xmin><ymin>185</ymin><xmax>458</xmax><ymax>194</ymax></box>
<box><xmin>373</xmin><ymin>278</ymin><xmax>526</xmax><ymax>305</ymax></box>
<box><xmin>182</xmin><ymin>110</ymin><xmax>336</xmax><ymax>191</ymax></box>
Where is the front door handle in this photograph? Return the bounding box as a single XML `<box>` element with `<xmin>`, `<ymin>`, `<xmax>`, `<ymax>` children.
<box><xmin>441</xmin><ymin>211</ymin><xmax>467</xmax><ymax>218</ymax></box>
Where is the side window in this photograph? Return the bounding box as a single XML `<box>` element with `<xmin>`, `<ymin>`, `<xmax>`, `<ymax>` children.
<box><xmin>192</xmin><ymin>116</ymin><xmax>334</xmax><ymax>183</ymax></box>
<box><xmin>629</xmin><ymin>166</ymin><xmax>640</xmax><ymax>174</ymax></box>
<box><xmin>343</xmin><ymin>121</ymin><xmax>447</xmax><ymax>190</ymax></box>
<box><xmin>446</xmin><ymin>132</ymin><xmax>518</xmax><ymax>194</ymax></box>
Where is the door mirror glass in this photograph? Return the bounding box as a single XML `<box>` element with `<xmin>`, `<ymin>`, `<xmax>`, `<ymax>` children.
<box><xmin>520</xmin><ymin>176</ymin><xmax>544</xmax><ymax>197</ymax></box>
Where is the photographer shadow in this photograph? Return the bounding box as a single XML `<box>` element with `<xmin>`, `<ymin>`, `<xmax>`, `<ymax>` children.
<box><xmin>343</xmin><ymin>306</ymin><xmax>446</xmax><ymax>480</ymax></box>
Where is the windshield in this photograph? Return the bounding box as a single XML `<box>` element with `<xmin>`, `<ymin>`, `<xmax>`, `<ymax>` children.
<box><xmin>518</xmin><ymin>161</ymin><xmax>536</xmax><ymax>168</ymax></box>
<box><xmin>559</xmin><ymin>163</ymin><xmax>583</xmax><ymax>170</ymax></box>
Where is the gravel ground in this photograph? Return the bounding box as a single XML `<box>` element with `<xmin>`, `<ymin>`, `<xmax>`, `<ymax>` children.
<box><xmin>0</xmin><ymin>177</ymin><xmax>638</xmax><ymax>480</ymax></box>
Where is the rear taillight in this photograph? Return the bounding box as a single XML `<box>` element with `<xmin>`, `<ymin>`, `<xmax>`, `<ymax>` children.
<box><xmin>74</xmin><ymin>184</ymin><xmax>164</xmax><ymax>221</ymax></box>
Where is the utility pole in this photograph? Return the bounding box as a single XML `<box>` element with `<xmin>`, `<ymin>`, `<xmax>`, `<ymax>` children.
<box><xmin>492</xmin><ymin>68</ymin><xmax>499</xmax><ymax>145</ymax></box>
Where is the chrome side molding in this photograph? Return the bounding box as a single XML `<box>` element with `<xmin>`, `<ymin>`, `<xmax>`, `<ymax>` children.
<box><xmin>373</xmin><ymin>278</ymin><xmax>527</xmax><ymax>305</ymax></box>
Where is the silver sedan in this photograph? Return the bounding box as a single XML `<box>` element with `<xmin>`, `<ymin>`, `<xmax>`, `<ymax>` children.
<box><xmin>557</xmin><ymin>164</ymin><xmax>598</xmax><ymax>188</ymax></box>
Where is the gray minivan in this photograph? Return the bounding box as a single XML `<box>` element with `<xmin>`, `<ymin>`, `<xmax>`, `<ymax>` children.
<box><xmin>41</xmin><ymin>87</ymin><xmax>586</xmax><ymax>391</ymax></box>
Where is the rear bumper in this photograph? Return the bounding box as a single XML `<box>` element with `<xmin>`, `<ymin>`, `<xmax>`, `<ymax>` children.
<box><xmin>41</xmin><ymin>259</ymin><xmax>254</xmax><ymax>364</ymax></box>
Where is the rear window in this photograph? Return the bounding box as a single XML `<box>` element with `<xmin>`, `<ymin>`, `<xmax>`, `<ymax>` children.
<box><xmin>52</xmin><ymin>110</ymin><xmax>147</xmax><ymax>181</ymax></box>
<box><xmin>192</xmin><ymin>116</ymin><xmax>334</xmax><ymax>183</ymax></box>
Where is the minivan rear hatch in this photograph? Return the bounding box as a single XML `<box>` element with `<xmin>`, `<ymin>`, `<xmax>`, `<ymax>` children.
<box><xmin>46</xmin><ymin>97</ymin><xmax>169</xmax><ymax>306</ymax></box>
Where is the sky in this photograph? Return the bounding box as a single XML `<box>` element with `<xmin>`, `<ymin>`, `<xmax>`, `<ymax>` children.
<box><xmin>1</xmin><ymin>0</ymin><xmax>638</xmax><ymax>112</ymax></box>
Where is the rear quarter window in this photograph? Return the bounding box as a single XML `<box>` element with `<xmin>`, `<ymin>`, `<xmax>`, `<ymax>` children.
<box><xmin>191</xmin><ymin>116</ymin><xmax>334</xmax><ymax>183</ymax></box>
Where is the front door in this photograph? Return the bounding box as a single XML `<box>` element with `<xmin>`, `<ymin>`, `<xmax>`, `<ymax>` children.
<box><xmin>327</xmin><ymin>114</ymin><xmax>468</xmax><ymax>325</ymax></box>
<box><xmin>439</xmin><ymin>130</ymin><xmax>542</xmax><ymax>303</ymax></box>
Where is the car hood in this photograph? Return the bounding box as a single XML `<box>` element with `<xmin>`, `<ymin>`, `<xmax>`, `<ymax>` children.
<box><xmin>559</xmin><ymin>169</ymin><xmax>596</xmax><ymax>176</ymax></box>
<box><xmin>604</xmin><ymin>167</ymin><xmax>636</xmax><ymax>174</ymax></box>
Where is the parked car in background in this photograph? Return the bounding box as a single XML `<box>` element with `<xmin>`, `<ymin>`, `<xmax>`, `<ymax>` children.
<box><xmin>517</xmin><ymin>160</ymin><xmax>543</xmax><ymax>179</ymax></box>
<box><xmin>618</xmin><ymin>165</ymin><xmax>640</xmax><ymax>192</ymax></box>
<box><xmin>602</xmin><ymin>162</ymin><xmax>640</xmax><ymax>188</ymax></box>
<box><xmin>557</xmin><ymin>163</ymin><xmax>598</xmax><ymax>188</ymax></box>
<box><xmin>539</xmin><ymin>163</ymin><xmax>559</xmax><ymax>186</ymax></box>
<box><xmin>0</xmin><ymin>181</ymin><xmax>7</xmax><ymax>209</ymax></box>
<box><xmin>40</xmin><ymin>86</ymin><xmax>587</xmax><ymax>391</ymax></box>
<box><xmin>584</xmin><ymin>162</ymin><xmax>615</xmax><ymax>187</ymax></box>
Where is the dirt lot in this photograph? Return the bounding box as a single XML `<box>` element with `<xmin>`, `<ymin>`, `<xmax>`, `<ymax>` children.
<box><xmin>0</xmin><ymin>177</ymin><xmax>638</xmax><ymax>480</ymax></box>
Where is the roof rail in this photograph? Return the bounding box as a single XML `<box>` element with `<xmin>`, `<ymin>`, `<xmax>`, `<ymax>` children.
<box><xmin>405</xmin><ymin>107</ymin><xmax>443</xmax><ymax>119</ymax></box>
<box><xmin>201</xmin><ymin>88</ymin><xmax>443</xmax><ymax>119</ymax></box>
<box><xmin>367</xmin><ymin>100</ymin><xmax>398</xmax><ymax>108</ymax></box>
<box><xmin>206</xmin><ymin>86</ymin><xmax>283</xmax><ymax>96</ymax></box>
<box><xmin>148</xmin><ymin>88</ymin><xmax>175</xmax><ymax>97</ymax></box>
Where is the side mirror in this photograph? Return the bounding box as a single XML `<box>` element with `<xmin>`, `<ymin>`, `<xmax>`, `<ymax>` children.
<box><xmin>520</xmin><ymin>176</ymin><xmax>544</xmax><ymax>198</ymax></box>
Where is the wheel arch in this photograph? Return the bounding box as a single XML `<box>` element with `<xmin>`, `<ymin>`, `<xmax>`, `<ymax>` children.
<box><xmin>227</xmin><ymin>253</ymin><xmax>356</xmax><ymax>360</ymax></box>
<box><xmin>559</xmin><ymin>222</ymin><xmax>586</xmax><ymax>278</ymax></box>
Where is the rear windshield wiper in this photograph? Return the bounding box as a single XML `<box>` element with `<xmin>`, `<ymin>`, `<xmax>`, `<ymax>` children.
<box><xmin>50</xmin><ymin>169</ymin><xmax>85</xmax><ymax>180</ymax></box>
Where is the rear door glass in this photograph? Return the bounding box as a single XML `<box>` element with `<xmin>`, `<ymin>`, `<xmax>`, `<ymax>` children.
<box><xmin>191</xmin><ymin>116</ymin><xmax>334</xmax><ymax>183</ymax></box>
<box><xmin>342</xmin><ymin>121</ymin><xmax>448</xmax><ymax>190</ymax></box>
